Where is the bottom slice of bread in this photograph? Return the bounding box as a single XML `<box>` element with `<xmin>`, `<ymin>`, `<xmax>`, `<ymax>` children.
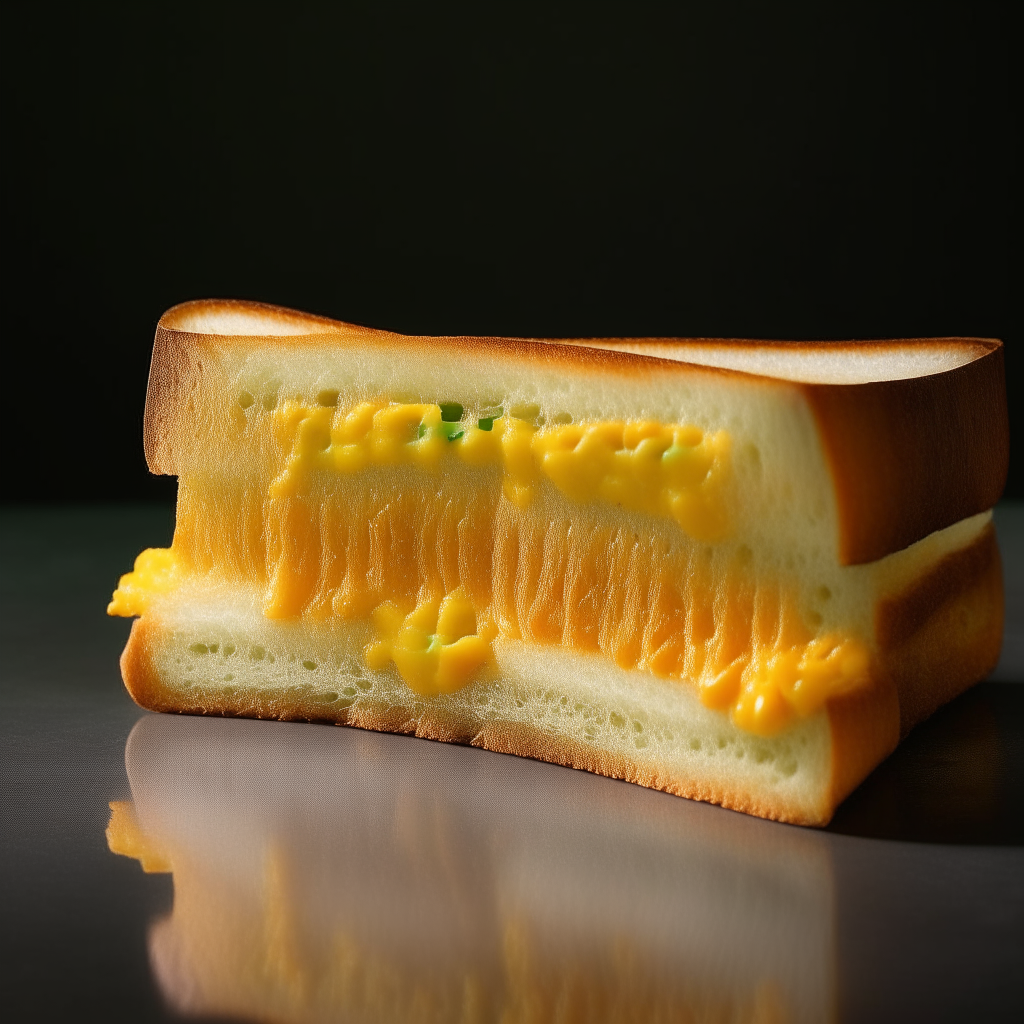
<box><xmin>120</xmin><ymin>598</ymin><xmax>890</xmax><ymax>827</ymax></box>
<box><xmin>119</xmin><ymin>518</ymin><xmax>1003</xmax><ymax>827</ymax></box>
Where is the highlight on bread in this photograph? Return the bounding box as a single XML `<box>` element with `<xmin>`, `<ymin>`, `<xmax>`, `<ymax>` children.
<box><xmin>107</xmin><ymin>714</ymin><xmax>837</xmax><ymax>1023</ymax></box>
<box><xmin>108</xmin><ymin>299</ymin><xmax>1008</xmax><ymax>825</ymax></box>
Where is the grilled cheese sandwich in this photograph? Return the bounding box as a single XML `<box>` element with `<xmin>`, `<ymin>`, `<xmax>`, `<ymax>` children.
<box><xmin>108</xmin><ymin>299</ymin><xmax>1007</xmax><ymax>824</ymax></box>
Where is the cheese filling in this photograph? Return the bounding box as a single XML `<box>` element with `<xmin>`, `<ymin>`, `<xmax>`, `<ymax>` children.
<box><xmin>364</xmin><ymin>590</ymin><xmax>499</xmax><ymax>696</ymax></box>
<box><xmin>270</xmin><ymin>401</ymin><xmax>731</xmax><ymax>543</ymax></box>
<box><xmin>108</xmin><ymin>547</ymin><xmax>178</xmax><ymax>617</ymax></box>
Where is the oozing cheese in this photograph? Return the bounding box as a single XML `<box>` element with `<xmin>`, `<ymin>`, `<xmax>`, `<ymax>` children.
<box><xmin>108</xmin><ymin>547</ymin><xmax>178</xmax><ymax>618</ymax></box>
<box><xmin>270</xmin><ymin>401</ymin><xmax>731</xmax><ymax>543</ymax></box>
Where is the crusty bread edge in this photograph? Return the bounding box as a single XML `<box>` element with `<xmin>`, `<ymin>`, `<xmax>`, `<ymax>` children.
<box><xmin>803</xmin><ymin>352</ymin><xmax>1007</xmax><ymax>564</ymax></box>
<box><xmin>878</xmin><ymin>521</ymin><xmax>1004</xmax><ymax>738</ymax></box>
<box><xmin>143</xmin><ymin>300</ymin><xmax>1007</xmax><ymax>565</ymax></box>
<box><xmin>824</xmin><ymin>522</ymin><xmax>1002</xmax><ymax>810</ymax></box>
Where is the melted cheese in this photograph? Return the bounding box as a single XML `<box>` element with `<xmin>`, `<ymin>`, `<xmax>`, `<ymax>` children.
<box><xmin>270</xmin><ymin>401</ymin><xmax>731</xmax><ymax>543</ymax></box>
<box><xmin>365</xmin><ymin>590</ymin><xmax>498</xmax><ymax>696</ymax></box>
<box><xmin>110</xmin><ymin>537</ymin><xmax>870</xmax><ymax>738</ymax></box>
<box><xmin>107</xmin><ymin>547</ymin><xmax>178</xmax><ymax>617</ymax></box>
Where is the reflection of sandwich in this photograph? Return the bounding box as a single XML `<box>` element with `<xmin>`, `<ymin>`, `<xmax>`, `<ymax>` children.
<box><xmin>108</xmin><ymin>300</ymin><xmax>1007</xmax><ymax>824</ymax></box>
<box><xmin>108</xmin><ymin>714</ymin><xmax>837</xmax><ymax>1023</ymax></box>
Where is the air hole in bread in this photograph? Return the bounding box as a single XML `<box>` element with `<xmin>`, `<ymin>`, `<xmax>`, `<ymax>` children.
<box><xmin>260</xmin><ymin>381</ymin><xmax>281</xmax><ymax>410</ymax></box>
<box><xmin>509</xmin><ymin>403</ymin><xmax>544</xmax><ymax>427</ymax></box>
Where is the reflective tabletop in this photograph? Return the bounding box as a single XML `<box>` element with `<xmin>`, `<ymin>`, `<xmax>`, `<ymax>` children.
<box><xmin>2</xmin><ymin>506</ymin><xmax>1022</xmax><ymax>1023</ymax></box>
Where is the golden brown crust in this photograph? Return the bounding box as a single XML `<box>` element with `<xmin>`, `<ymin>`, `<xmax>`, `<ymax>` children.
<box><xmin>875</xmin><ymin>522</ymin><xmax>1004</xmax><ymax>737</ymax></box>
<box><xmin>159</xmin><ymin>298</ymin><xmax>351</xmax><ymax>335</ymax></box>
<box><xmin>144</xmin><ymin>330</ymin><xmax>203</xmax><ymax>477</ymax></box>
<box><xmin>467</xmin><ymin>720</ymin><xmax>824</xmax><ymax>825</ymax></box>
<box><xmin>824</xmin><ymin>676</ymin><xmax>900</xmax><ymax>814</ymax></box>
<box><xmin>145</xmin><ymin>300</ymin><xmax>1006</xmax><ymax>564</ymax></box>
<box><xmin>802</xmin><ymin>348</ymin><xmax>1008</xmax><ymax>564</ymax></box>
<box><xmin>822</xmin><ymin>524</ymin><xmax>1003</xmax><ymax>807</ymax></box>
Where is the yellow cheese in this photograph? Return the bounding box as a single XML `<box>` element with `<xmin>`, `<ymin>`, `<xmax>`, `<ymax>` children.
<box><xmin>270</xmin><ymin>401</ymin><xmax>731</xmax><ymax>543</ymax></box>
<box><xmin>365</xmin><ymin>589</ymin><xmax>497</xmax><ymax>696</ymax></box>
<box><xmin>107</xmin><ymin>547</ymin><xmax>178</xmax><ymax>617</ymax></box>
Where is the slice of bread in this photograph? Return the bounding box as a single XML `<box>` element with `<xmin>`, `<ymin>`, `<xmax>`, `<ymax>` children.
<box><xmin>109</xmin><ymin>299</ymin><xmax>1008</xmax><ymax>825</ymax></box>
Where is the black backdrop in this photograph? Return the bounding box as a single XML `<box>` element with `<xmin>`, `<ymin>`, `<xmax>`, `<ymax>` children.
<box><xmin>2</xmin><ymin>3</ymin><xmax>1015</xmax><ymax>502</ymax></box>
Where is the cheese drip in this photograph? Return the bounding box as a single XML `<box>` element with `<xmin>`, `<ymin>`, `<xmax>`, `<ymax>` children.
<box><xmin>269</xmin><ymin>401</ymin><xmax>731</xmax><ymax>543</ymax></box>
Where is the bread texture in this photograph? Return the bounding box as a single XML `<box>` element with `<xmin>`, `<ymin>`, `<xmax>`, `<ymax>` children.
<box><xmin>110</xmin><ymin>299</ymin><xmax>1008</xmax><ymax>826</ymax></box>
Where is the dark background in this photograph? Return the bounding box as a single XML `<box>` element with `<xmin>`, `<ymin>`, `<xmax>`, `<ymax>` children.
<box><xmin>2</xmin><ymin>2</ymin><xmax>1016</xmax><ymax>503</ymax></box>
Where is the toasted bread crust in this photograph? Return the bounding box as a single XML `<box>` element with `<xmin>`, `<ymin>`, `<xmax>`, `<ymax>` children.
<box><xmin>803</xmin><ymin>353</ymin><xmax>1007</xmax><ymax>564</ymax></box>
<box><xmin>822</xmin><ymin>524</ymin><xmax>1003</xmax><ymax>808</ymax></box>
<box><xmin>143</xmin><ymin>299</ymin><xmax>1006</xmax><ymax>565</ymax></box>
<box><xmin>877</xmin><ymin>522</ymin><xmax>1004</xmax><ymax>737</ymax></box>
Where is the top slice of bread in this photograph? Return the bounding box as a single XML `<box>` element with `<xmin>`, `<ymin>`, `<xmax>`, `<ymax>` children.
<box><xmin>146</xmin><ymin>299</ymin><xmax>1007</xmax><ymax>565</ymax></box>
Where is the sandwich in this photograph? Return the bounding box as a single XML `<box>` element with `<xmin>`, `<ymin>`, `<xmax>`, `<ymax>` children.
<box><xmin>108</xmin><ymin>299</ymin><xmax>1008</xmax><ymax>825</ymax></box>
<box><xmin>107</xmin><ymin>713</ymin><xmax>837</xmax><ymax>1023</ymax></box>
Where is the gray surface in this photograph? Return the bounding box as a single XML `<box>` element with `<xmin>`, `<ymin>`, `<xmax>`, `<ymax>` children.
<box><xmin>1</xmin><ymin>505</ymin><xmax>1022</xmax><ymax>1023</ymax></box>
<box><xmin>992</xmin><ymin>503</ymin><xmax>1024</xmax><ymax>680</ymax></box>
